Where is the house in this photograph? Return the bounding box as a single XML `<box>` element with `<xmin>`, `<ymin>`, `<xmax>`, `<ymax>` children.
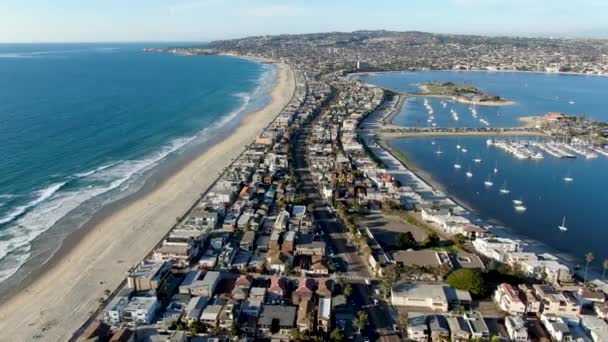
<box><xmin>428</xmin><ymin>315</ymin><xmax>450</xmax><ymax>341</ymax></box>
<box><xmin>463</xmin><ymin>311</ymin><xmax>489</xmax><ymax>340</ymax></box>
<box><xmin>297</xmin><ymin>299</ymin><xmax>315</xmax><ymax>332</ymax></box>
<box><xmin>308</xmin><ymin>255</ymin><xmax>330</xmax><ymax>275</ymax></box>
<box><xmin>541</xmin><ymin>315</ymin><xmax>573</xmax><ymax>342</ymax></box>
<box><xmin>257</xmin><ymin>305</ymin><xmax>297</xmax><ymax>339</ymax></box>
<box><xmin>494</xmin><ymin>283</ymin><xmax>526</xmax><ymax>315</ymax></box>
<box><xmin>231</xmin><ymin>274</ymin><xmax>253</xmax><ymax>300</ymax></box>
<box><xmin>126</xmin><ymin>259</ymin><xmax>172</xmax><ymax>292</ymax></box>
<box><xmin>267</xmin><ymin>250</ymin><xmax>291</xmax><ymax>273</ymax></box>
<box><xmin>580</xmin><ymin>314</ymin><xmax>608</xmax><ymax>342</ymax></box>
<box><xmin>293</xmin><ymin>278</ymin><xmax>316</xmax><ymax>305</ymax></box>
<box><xmin>218</xmin><ymin>301</ymin><xmax>239</xmax><ymax>328</ymax></box>
<box><xmin>391</xmin><ymin>282</ymin><xmax>471</xmax><ymax>312</ymax></box>
<box><xmin>472</xmin><ymin>237</ymin><xmax>521</xmax><ymax>262</ymax></box>
<box><xmin>184</xmin><ymin>296</ymin><xmax>209</xmax><ymax>324</ymax></box>
<box><xmin>407</xmin><ymin>314</ymin><xmax>429</xmax><ymax>342</ymax></box>
<box><xmin>533</xmin><ymin>284</ymin><xmax>580</xmax><ymax>317</ymax></box>
<box><xmin>518</xmin><ymin>284</ymin><xmax>543</xmax><ymax>314</ymax></box>
<box><xmin>294</xmin><ymin>234</ymin><xmax>326</xmax><ymax>256</ymax></box>
<box><xmin>122</xmin><ymin>296</ymin><xmax>159</xmax><ymax>325</ymax></box>
<box><xmin>505</xmin><ymin>316</ymin><xmax>529</xmax><ymax>341</ymax></box>
<box><xmin>316</xmin><ymin>278</ymin><xmax>334</xmax><ymax>298</ymax></box>
<box><xmin>268</xmin><ymin>277</ymin><xmax>287</xmax><ymax>303</ymax></box>
<box><xmin>249</xmin><ymin>287</ymin><xmax>267</xmax><ymax>302</ymax></box>
<box><xmin>153</xmin><ymin>235</ymin><xmax>199</xmax><ymax>267</ymax></box>
<box><xmin>241</xmin><ymin>299</ymin><xmax>262</xmax><ymax>318</ymax></box>
<box><xmin>200</xmin><ymin>304</ymin><xmax>224</xmax><ymax>327</ymax></box>
<box><xmin>240</xmin><ymin>231</ymin><xmax>256</xmax><ymax>251</ymax></box>
<box><xmin>282</xmin><ymin>231</ymin><xmax>296</xmax><ymax>254</ymax></box>
<box><xmin>318</xmin><ymin>298</ymin><xmax>332</xmax><ymax>333</ymax></box>
<box><xmin>447</xmin><ymin>316</ymin><xmax>471</xmax><ymax>342</ymax></box>
<box><xmin>186</xmin><ymin>208</ymin><xmax>218</xmax><ymax>230</ymax></box>
<box><xmin>179</xmin><ymin>270</ymin><xmax>220</xmax><ymax>297</ymax></box>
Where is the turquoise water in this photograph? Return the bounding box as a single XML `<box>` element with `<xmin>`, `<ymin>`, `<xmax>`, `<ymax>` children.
<box><xmin>360</xmin><ymin>71</ymin><xmax>608</xmax><ymax>273</ymax></box>
<box><xmin>0</xmin><ymin>44</ymin><xmax>273</xmax><ymax>283</ymax></box>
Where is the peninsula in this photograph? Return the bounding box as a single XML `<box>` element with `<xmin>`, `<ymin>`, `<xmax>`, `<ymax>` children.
<box><xmin>418</xmin><ymin>82</ymin><xmax>515</xmax><ymax>106</ymax></box>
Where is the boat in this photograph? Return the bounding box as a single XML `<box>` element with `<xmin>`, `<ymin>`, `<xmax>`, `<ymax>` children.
<box><xmin>435</xmin><ymin>147</ymin><xmax>443</xmax><ymax>155</ymax></box>
<box><xmin>431</xmin><ymin>141</ymin><xmax>436</xmax><ymax>145</ymax></box>
<box><xmin>461</xmin><ymin>148</ymin><xmax>468</xmax><ymax>153</ymax></box>
<box><xmin>484</xmin><ymin>176</ymin><xmax>493</xmax><ymax>187</ymax></box>
<box><xmin>513</xmin><ymin>199</ymin><xmax>523</xmax><ymax>205</ymax></box>
<box><xmin>454</xmin><ymin>163</ymin><xmax>462</xmax><ymax>169</ymax></box>
<box><xmin>474</xmin><ymin>158</ymin><xmax>482</xmax><ymax>163</ymax></box>
<box><xmin>499</xmin><ymin>182</ymin><xmax>510</xmax><ymax>194</ymax></box>
<box><xmin>569</xmin><ymin>100</ymin><xmax>575</xmax><ymax>105</ymax></box>
<box><xmin>558</xmin><ymin>216</ymin><xmax>568</xmax><ymax>231</ymax></box>
<box><xmin>564</xmin><ymin>176</ymin><xmax>573</xmax><ymax>182</ymax></box>
<box><xmin>493</xmin><ymin>162</ymin><xmax>498</xmax><ymax>174</ymax></box>
<box><xmin>514</xmin><ymin>205</ymin><xmax>527</xmax><ymax>212</ymax></box>
<box><xmin>466</xmin><ymin>170</ymin><xmax>473</xmax><ymax>178</ymax></box>
<box><xmin>456</xmin><ymin>144</ymin><xmax>461</xmax><ymax>150</ymax></box>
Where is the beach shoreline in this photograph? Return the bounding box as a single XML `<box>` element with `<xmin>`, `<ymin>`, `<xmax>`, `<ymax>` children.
<box><xmin>0</xmin><ymin>60</ymin><xmax>295</xmax><ymax>342</ymax></box>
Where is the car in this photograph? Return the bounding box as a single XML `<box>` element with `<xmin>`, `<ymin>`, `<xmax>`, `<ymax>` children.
<box><xmin>374</xmin><ymin>288</ymin><xmax>380</xmax><ymax>296</ymax></box>
<box><xmin>364</xmin><ymin>278</ymin><xmax>371</xmax><ymax>285</ymax></box>
<box><xmin>373</xmin><ymin>298</ymin><xmax>379</xmax><ymax>305</ymax></box>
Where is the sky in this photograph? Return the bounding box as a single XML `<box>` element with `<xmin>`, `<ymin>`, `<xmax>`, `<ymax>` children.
<box><xmin>1</xmin><ymin>0</ymin><xmax>607</xmax><ymax>43</ymax></box>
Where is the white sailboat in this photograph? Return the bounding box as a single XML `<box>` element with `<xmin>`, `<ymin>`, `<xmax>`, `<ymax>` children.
<box><xmin>473</xmin><ymin>158</ymin><xmax>482</xmax><ymax>163</ymax></box>
<box><xmin>493</xmin><ymin>162</ymin><xmax>499</xmax><ymax>174</ymax></box>
<box><xmin>564</xmin><ymin>170</ymin><xmax>573</xmax><ymax>182</ymax></box>
<box><xmin>466</xmin><ymin>169</ymin><xmax>473</xmax><ymax>178</ymax></box>
<box><xmin>435</xmin><ymin>146</ymin><xmax>443</xmax><ymax>155</ymax></box>
<box><xmin>513</xmin><ymin>199</ymin><xmax>523</xmax><ymax>206</ymax></box>
<box><xmin>558</xmin><ymin>216</ymin><xmax>568</xmax><ymax>231</ymax></box>
<box><xmin>514</xmin><ymin>205</ymin><xmax>527</xmax><ymax>212</ymax></box>
<box><xmin>499</xmin><ymin>182</ymin><xmax>510</xmax><ymax>194</ymax></box>
<box><xmin>454</xmin><ymin>160</ymin><xmax>462</xmax><ymax>169</ymax></box>
<box><xmin>461</xmin><ymin>148</ymin><xmax>468</xmax><ymax>153</ymax></box>
<box><xmin>483</xmin><ymin>175</ymin><xmax>494</xmax><ymax>187</ymax></box>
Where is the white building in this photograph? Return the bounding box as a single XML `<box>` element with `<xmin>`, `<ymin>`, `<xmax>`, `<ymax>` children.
<box><xmin>391</xmin><ymin>283</ymin><xmax>471</xmax><ymax>312</ymax></box>
<box><xmin>122</xmin><ymin>296</ymin><xmax>159</xmax><ymax>325</ymax></box>
<box><xmin>472</xmin><ymin>237</ymin><xmax>521</xmax><ymax>262</ymax></box>
<box><xmin>494</xmin><ymin>283</ymin><xmax>526</xmax><ymax>315</ymax></box>
<box><xmin>505</xmin><ymin>316</ymin><xmax>529</xmax><ymax>341</ymax></box>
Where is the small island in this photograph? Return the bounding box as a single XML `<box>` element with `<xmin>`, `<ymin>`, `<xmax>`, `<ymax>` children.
<box><xmin>419</xmin><ymin>81</ymin><xmax>515</xmax><ymax>106</ymax></box>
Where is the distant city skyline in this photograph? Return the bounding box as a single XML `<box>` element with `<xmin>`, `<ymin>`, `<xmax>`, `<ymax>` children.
<box><xmin>1</xmin><ymin>0</ymin><xmax>608</xmax><ymax>43</ymax></box>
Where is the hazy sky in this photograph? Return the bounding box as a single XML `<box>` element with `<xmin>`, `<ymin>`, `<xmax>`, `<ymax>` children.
<box><xmin>1</xmin><ymin>0</ymin><xmax>607</xmax><ymax>42</ymax></box>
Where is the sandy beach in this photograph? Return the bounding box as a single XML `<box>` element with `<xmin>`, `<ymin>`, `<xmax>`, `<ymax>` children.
<box><xmin>0</xmin><ymin>62</ymin><xmax>295</xmax><ymax>342</ymax></box>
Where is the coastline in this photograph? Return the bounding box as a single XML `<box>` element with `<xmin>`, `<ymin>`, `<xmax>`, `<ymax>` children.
<box><xmin>365</xmin><ymin>93</ymin><xmax>593</xmax><ymax>281</ymax></box>
<box><xmin>0</xmin><ymin>61</ymin><xmax>296</xmax><ymax>341</ymax></box>
<box><xmin>348</xmin><ymin>68</ymin><xmax>608</xmax><ymax>79</ymax></box>
<box><xmin>417</xmin><ymin>84</ymin><xmax>516</xmax><ymax>106</ymax></box>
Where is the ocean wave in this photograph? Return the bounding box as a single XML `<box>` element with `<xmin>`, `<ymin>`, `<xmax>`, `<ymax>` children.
<box><xmin>0</xmin><ymin>61</ymin><xmax>277</xmax><ymax>283</ymax></box>
<box><xmin>0</xmin><ymin>182</ymin><xmax>67</xmax><ymax>225</ymax></box>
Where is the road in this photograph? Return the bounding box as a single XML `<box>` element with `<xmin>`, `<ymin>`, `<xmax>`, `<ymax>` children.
<box><xmin>291</xmin><ymin>89</ymin><xmax>399</xmax><ymax>341</ymax></box>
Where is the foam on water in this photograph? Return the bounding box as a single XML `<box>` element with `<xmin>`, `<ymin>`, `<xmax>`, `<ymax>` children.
<box><xmin>0</xmin><ymin>60</ymin><xmax>276</xmax><ymax>283</ymax></box>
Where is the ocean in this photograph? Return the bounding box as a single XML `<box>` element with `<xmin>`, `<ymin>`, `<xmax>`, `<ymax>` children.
<box><xmin>357</xmin><ymin>71</ymin><xmax>608</xmax><ymax>274</ymax></box>
<box><xmin>0</xmin><ymin>43</ymin><xmax>274</xmax><ymax>284</ymax></box>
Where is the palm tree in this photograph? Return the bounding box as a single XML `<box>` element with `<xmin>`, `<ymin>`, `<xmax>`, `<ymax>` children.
<box><xmin>584</xmin><ymin>252</ymin><xmax>595</xmax><ymax>283</ymax></box>
<box><xmin>353</xmin><ymin>311</ymin><xmax>368</xmax><ymax>334</ymax></box>
<box><xmin>603</xmin><ymin>259</ymin><xmax>608</xmax><ymax>280</ymax></box>
<box><xmin>343</xmin><ymin>284</ymin><xmax>353</xmax><ymax>299</ymax></box>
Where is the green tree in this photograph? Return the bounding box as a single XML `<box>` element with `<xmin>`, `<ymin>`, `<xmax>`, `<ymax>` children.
<box><xmin>228</xmin><ymin>322</ymin><xmax>241</xmax><ymax>338</ymax></box>
<box><xmin>289</xmin><ymin>328</ymin><xmax>301</xmax><ymax>340</ymax></box>
<box><xmin>453</xmin><ymin>233</ymin><xmax>467</xmax><ymax>246</ymax></box>
<box><xmin>381</xmin><ymin>264</ymin><xmax>400</xmax><ymax>298</ymax></box>
<box><xmin>330</xmin><ymin>328</ymin><xmax>346</xmax><ymax>342</ymax></box>
<box><xmin>353</xmin><ymin>311</ymin><xmax>368</xmax><ymax>333</ymax></box>
<box><xmin>446</xmin><ymin>269</ymin><xmax>487</xmax><ymax>296</ymax></box>
<box><xmin>343</xmin><ymin>284</ymin><xmax>353</xmax><ymax>299</ymax></box>
<box><xmin>398</xmin><ymin>311</ymin><xmax>408</xmax><ymax>332</ymax></box>
<box><xmin>424</xmin><ymin>231</ymin><xmax>440</xmax><ymax>248</ymax></box>
<box><xmin>395</xmin><ymin>232</ymin><xmax>417</xmax><ymax>250</ymax></box>
<box><xmin>584</xmin><ymin>252</ymin><xmax>595</xmax><ymax>283</ymax></box>
<box><xmin>189</xmin><ymin>320</ymin><xmax>201</xmax><ymax>336</ymax></box>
